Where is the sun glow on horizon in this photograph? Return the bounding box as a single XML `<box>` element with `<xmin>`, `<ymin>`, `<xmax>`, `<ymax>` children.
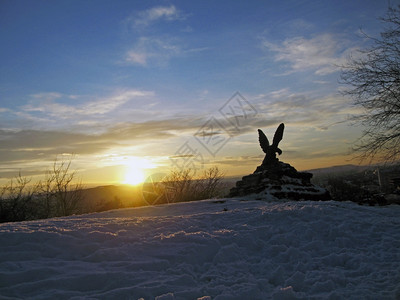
<box><xmin>122</xmin><ymin>157</ymin><xmax>155</xmax><ymax>185</ymax></box>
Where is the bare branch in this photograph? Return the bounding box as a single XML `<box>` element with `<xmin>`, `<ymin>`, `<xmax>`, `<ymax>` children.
<box><xmin>340</xmin><ymin>4</ymin><xmax>400</xmax><ymax>163</ymax></box>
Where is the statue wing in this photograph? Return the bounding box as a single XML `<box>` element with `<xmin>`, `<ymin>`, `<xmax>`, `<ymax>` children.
<box><xmin>272</xmin><ymin>123</ymin><xmax>284</xmax><ymax>148</ymax></box>
<box><xmin>258</xmin><ymin>129</ymin><xmax>269</xmax><ymax>153</ymax></box>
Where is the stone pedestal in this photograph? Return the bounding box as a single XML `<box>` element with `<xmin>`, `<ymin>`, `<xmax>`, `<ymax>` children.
<box><xmin>228</xmin><ymin>161</ymin><xmax>331</xmax><ymax>201</ymax></box>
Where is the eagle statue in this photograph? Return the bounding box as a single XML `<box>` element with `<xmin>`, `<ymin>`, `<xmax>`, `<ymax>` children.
<box><xmin>258</xmin><ymin>123</ymin><xmax>284</xmax><ymax>166</ymax></box>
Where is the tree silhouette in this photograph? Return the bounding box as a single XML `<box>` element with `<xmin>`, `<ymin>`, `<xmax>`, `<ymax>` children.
<box><xmin>340</xmin><ymin>5</ymin><xmax>400</xmax><ymax>163</ymax></box>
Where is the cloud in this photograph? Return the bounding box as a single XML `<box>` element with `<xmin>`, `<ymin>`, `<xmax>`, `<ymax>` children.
<box><xmin>213</xmin><ymin>155</ymin><xmax>263</xmax><ymax>166</ymax></box>
<box><xmin>122</xmin><ymin>5</ymin><xmax>195</xmax><ymax>67</ymax></box>
<box><xmin>24</xmin><ymin>93</ymin><xmax>78</xmax><ymax>117</ymax></box>
<box><xmin>0</xmin><ymin>116</ymin><xmax>206</xmax><ymax>166</ymax></box>
<box><xmin>125</xmin><ymin>37</ymin><xmax>181</xmax><ymax>66</ymax></box>
<box><xmin>132</xmin><ymin>5</ymin><xmax>184</xmax><ymax>28</ymax></box>
<box><xmin>83</xmin><ymin>90</ymin><xmax>153</xmax><ymax>114</ymax></box>
<box><xmin>126</xmin><ymin>51</ymin><xmax>147</xmax><ymax>65</ymax></box>
<box><xmin>22</xmin><ymin>89</ymin><xmax>154</xmax><ymax>119</ymax></box>
<box><xmin>263</xmin><ymin>34</ymin><xmax>353</xmax><ymax>75</ymax></box>
<box><xmin>252</xmin><ymin>88</ymin><xmax>353</xmax><ymax>129</ymax></box>
<box><xmin>125</xmin><ymin>39</ymin><xmax>209</xmax><ymax>67</ymax></box>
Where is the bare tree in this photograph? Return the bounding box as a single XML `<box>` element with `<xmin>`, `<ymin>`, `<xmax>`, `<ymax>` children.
<box><xmin>340</xmin><ymin>5</ymin><xmax>400</xmax><ymax>163</ymax></box>
<box><xmin>161</xmin><ymin>167</ymin><xmax>224</xmax><ymax>203</ymax></box>
<box><xmin>196</xmin><ymin>167</ymin><xmax>225</xmax><ymax>199</ymax></box>
<box><xmin>50</xmin><ymin>157</ymin><xmax>84</xmax><ymax>216</ymax></box>
<box><xmin>161</xmin><ymin>168</ymin><xmax>194</xmax><ymax>203</ymax></box>
<box><xmin>0</xmin><ymin>173</ymin><xmax>35</xmax><ymax>222</ymax></box>
<box><xmin>0</xmin><ymin>157</ymin><xmax>85</xmax><ymax>222</ymax></box>
<box><xmin>36</xmin><ymin>167</ymin><xmax>57</xmax><ymax>219</ymax></box>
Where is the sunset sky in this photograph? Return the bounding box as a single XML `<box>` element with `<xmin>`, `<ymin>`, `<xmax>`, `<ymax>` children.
<box><xmin>0</xmin><ymin>0</ymin><xmax>394</xmax><ymax>186</ymax></box>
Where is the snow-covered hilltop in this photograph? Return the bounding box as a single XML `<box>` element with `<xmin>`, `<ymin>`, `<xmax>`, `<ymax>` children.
<box><xmin>0</xmin><ymin>198</ymin><xmax>399</xmax><ymax>299</ymax></box>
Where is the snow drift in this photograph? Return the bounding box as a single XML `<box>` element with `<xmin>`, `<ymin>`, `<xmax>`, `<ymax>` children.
<box><xmin>0</xmin><ymin>198</ymin><xmax>399</xmax><ymax>299</ymax></box>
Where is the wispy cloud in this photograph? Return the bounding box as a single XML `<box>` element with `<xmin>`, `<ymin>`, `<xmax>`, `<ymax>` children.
<box><xmin>23</xmin><ymin>89</ymin><xmax>154</xmax><ymax>119</ymax></box>
<box><xmin>0</xmin><ymin>116</ymin><xmax>205</xmax><ymax>172</ymax></box>
<box><xmin>263</xmin><ymin>34</ymin><xmax>354</xmax><ymax>75</ymax></box>
<box><xmin>125</xmin><ymin>38</ymin><xmax>210</xmax><ymax>66</ymax></box>
<box><xmin>122</xmin><ymin>4</ymin><xmax>198</xmax><ymax>67</ymax></box>
<box><xmin>126</xmin><ymin>37</ymin><xmax>181</xmax><ymax>66</ymax></box>
<box><xmin>130</xmin><ymin>5</ymin><xmax>185</xmax><ymax>29</ymax></box>
<box><xmin>83</xmin><ymin>90</ymin><xmax>154</xmax><ymax>114</ymax></box>
<box><xmin>125</xmin><ymin>51</ymin><xmax>147</xmax><ymax>65</ymax></box>
<box><xmin>253</xmin><ymin>88</ymin><xmax>354</xmax><ymax>129</ymax></box>
<box><xmin>0</xmin><ymin>89</ymin><xmax>162</xmax><ymax>134</ymax></box>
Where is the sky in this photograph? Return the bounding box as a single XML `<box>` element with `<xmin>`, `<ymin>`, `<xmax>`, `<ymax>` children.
<box><xmin>0</xmin><ymin>0</ymin><xmax>396</xmax><ymax>186</ymax></box>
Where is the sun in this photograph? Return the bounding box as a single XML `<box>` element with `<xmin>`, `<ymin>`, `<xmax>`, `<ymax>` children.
<box><xmin>122</xmin><ymin>157</ymin><xmax>155</xmax><ymax>185</ymax></box>
<box><xmin>123</xmin><ymin>167</ymin><xmax>145</xmax><ymax>185</ymax></box>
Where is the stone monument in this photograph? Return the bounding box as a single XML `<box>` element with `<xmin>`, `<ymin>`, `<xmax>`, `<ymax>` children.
<box><xmin>228</xmin><ymin>123</ymin><xmax>331</xmax><ymax>201</ymax></box>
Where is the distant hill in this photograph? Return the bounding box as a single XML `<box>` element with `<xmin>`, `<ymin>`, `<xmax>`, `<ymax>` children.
<box><xmin>80</xmin><ymin>164</ymin><xmax>399</xmax><ymax>211</ymax></box>
<box><xmin>80</xmin><ymin>185</ymin><xmax>146</xmax><ymax>212</ymax></box>
<box><xmin>305</xmin><ymin>164</ymin><xmax>370</xmax><ymax>175</ymax></box>
<box><xmin>79</xmin><ymin>176</ymin><xmax>240</xmax><ymax>212</ymax></box>
<box><xmin>79</xmin><ymin>167</ymin><xmax>371</xmax><ymax>209</ymax></box>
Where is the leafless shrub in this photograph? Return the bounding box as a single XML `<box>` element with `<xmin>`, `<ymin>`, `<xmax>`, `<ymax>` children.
<box><xmin>47</xmin><ymin>157</ymin><xmax>84</xmax><ymax>216</ymax></box>
<box><xmin>0</xmin><ymin>173</ymin><xmax>35</xmax><ymax>222</ymax></box>
<box><xmin>161</xmin><ymin>167</ymin><xmax>224</xmax><ymax>203</ymax></box>
<box><xmin>0</xmin><ymin>157</ymin><xmax>84</xmax><ymax>222</ymax></box>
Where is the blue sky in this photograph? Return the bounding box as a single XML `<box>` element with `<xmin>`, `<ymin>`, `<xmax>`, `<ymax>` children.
<box><xmin>0</xmin><ymin>0</ymin><xmax>395</xmax><ymax>185</ymax></box>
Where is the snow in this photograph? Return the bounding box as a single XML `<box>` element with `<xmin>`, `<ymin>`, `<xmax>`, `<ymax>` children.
<box><xmin>0</xmin><ymin>198</ymin><xmax>399</xmax><ymax>299</ymax></box>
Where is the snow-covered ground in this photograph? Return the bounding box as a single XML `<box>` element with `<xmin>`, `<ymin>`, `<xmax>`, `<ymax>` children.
<box><xmin>0</xmin><ymin>198</ymin><xmax>399</xmax><ymax>299</ymax></box>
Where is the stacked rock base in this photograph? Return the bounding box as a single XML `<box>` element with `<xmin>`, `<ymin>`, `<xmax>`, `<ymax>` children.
<box><xmin>228</xmin><ymin>161</ymin><xmax>331</xmax><ymax>201</ymax></box>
